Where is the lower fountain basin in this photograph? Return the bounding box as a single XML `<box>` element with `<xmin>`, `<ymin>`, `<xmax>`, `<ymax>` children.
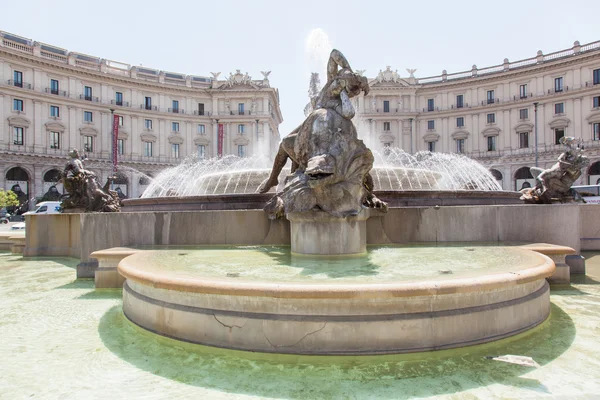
<box><xmin>118</xmin><ymin>245</ymin><xmax>555</xmax><ymax>355</ymax></box>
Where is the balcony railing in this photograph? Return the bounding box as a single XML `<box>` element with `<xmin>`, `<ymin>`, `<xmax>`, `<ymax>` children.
<box><xmin>548</xmin><ymin>86</ymin><xmax>569</xmax><ymax>94</ymax></box>
<box><xmin>111</xmin><ymin>100</ymin><xmax>130</xmax><ymax>107</ymax></box>
<box><xmin>193</xmin><ymin>110</ymin><xmax>211</xmax><ymax>116</ymax></box>
<box><xmin>168</xmin><ymin>108</ymin><xmax>185</xmax><ymax>114</ymax></box>
<box><xmin>8</xmin><ymin>79</ymin><xmax>32</xmax><ymax>89</ymax></box>
<box><xmin>140</xmin><ymin>104</ymin><xmax>158</xmax><ymax>111</ymax></box>
<box><xmin>45</xmin><ymin>87</ymin><xmax>68</xmax><ymax>96</ymax></box>
<box><xmin>80</xmin><ymin>94</ymin><xmax>99</xmax><ymax>102</ymax></box>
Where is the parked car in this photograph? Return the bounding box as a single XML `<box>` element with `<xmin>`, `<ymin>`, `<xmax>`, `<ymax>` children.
<box><xmin>22</xmin><ymin>201</ymin><xmax>62</xmax><ymax>216</ymax></box>
<box><xmin>0</xmin><ymin>213</ymin><xmax>10</xmax><ymax>224</ymax></box>
<box><xmin>11</xmin><ymin>222</ymin><xmax>26</xmax><ymax>230</ymax></box>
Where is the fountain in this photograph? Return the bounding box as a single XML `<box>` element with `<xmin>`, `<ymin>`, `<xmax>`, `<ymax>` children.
<box><xmin>117</xmin><ymin>50</ymin><xmax>554</xmax><ymax>355</ymax></box>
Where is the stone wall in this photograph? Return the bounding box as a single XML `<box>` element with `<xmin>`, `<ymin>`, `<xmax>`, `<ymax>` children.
<box><xmin>25</xmin><ymin>204</ymin><xmax>599</xmax><ymax>271</ymax></box>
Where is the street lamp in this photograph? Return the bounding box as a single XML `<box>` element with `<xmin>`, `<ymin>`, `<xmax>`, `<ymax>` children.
<box><xmin>533</xmin><ymin>102</ymin><xmax>539</xmax><ymax>168</ymax></box>
<box><xmin>109</xmin><ymin>108</ymin><xmax>115</xmax><ymax>191</ymax></box>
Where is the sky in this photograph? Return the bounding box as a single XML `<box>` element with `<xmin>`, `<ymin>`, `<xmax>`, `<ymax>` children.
<box><xmin>1</xmin><ymin>0</ymin><xmax>598</xmax><ymax>137</ymax></box>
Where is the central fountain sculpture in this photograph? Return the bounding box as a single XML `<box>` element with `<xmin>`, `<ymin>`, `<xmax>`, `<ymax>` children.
<box><xmin>118</xmin><ymin>50</ymin><xmax>555</xmax><ymax>356</ymax></box>
<box><xmin>259</xmin><ymin>50</ymin><xmax>387</xmax><ymax>254</ymax></box>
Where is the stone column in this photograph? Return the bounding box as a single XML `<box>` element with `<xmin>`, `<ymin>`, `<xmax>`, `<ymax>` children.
<box><xmin>33</xmin><ymin>100</ymin><xmax>43</xmax><ymax>153</ymax></box>
<box><xmin>573</xmin><ymin>97</ymin><xmax>582</xmax><ymax>140</ymax></box>
<box><xmin>0</xmin><ymin>94</ymin><xmax>5</xmax><ymax>148</ymax></box>
<box><xmin>263</xmin><ymin>121</ymin><xmax>271</xmax><ymax>160</ymax></box>
<box><xmin>287</xmin><ymin>209</ymin><xmax>370</xmax><ymax>255</ymax></box>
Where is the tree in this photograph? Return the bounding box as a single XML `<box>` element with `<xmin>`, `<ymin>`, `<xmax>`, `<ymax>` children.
<box><xmin>0</xmin><ymin>190</ymin><xmax>19</xmax><ymax>208</ymax></box>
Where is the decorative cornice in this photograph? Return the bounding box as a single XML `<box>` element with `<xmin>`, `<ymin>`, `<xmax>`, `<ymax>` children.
<box><xmin>423</xmin><ymin>132</ymin><xmax>440</xmax><ymax>142</ymax></box>
<box><xmin>548</xmin><ymin>116</ymin><xmax>571</xmax><ymax>128</ymax></box>
<box><xmin>79</xmin><ymin>126</ymin><xmax>98</xmax><ymax>136</ymax></box>
<box><xmin>586</xmin><ymin>110</ymin><xmax>600</xmax><ymax>123</ymax></box>
<box><xmin>7</xmin><ymin>115</ymin><xmax>31</xmax><ymax>127</ymax></box>
<box><xmin>168</xmin><ymin>134</ymin><xmax>184</xmax><ymax>145</ymax></box>
<box><xmin>451</xmin><ymin>130</ymin><xmax>470</xmax><ymax>139</ymax></box>
<box><xmin>482</xmin><ymin>127</ymin><xmax>501</xmax><ymax>137</ymax></box>
<box><xmin>140</xmin><ymin>132</ymin><xmax>157</xmax><ymax>142</ymax></box>
<box><xmin>194</xmin><ymin>136</ymin><xmax>210</xmax><ymax>145</ymax></box>
<box><xmin>514</xmin><ymin>122</ymin><xmax>534</xmax><ymax>132</ymax></box>
<box><xmin>233</xmin><ymin>135</ymin><xmax>250</xmax><ymax>146</ymax></box>
<box><xmin>44</xmin><ymin>121</ymin><xmax>65</xmax><ymax>132</ymax></box>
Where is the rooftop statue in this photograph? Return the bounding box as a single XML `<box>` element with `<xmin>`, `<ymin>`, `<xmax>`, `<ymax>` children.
<box><xmin>258</xmin><ymin>49</ymin><xmax>388</xmax><ymax>219</ymax></box>
<box><xmin>520</xmin><ymin>136</ymin><xmax>589</xmax><ymax>204</ymax></box>
<box><xmin>61</xmin><ymin>148</ymin><xmax>121</xmax><ymax>212</ymax></box>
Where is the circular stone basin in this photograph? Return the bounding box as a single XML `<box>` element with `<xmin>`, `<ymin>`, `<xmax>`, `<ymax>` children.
<box><xmin>119</xmin><ymin>245</ymin><xmax>555</xmax><ymax>355</ymax></box>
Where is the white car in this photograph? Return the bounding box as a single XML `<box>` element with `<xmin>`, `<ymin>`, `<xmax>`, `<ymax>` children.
<box><xmin>11</xmin><ymin>222</ymin><xmax>26</xmax><ymax>230</ymax></box>
<box><xmin>22</xmin><ymin>201</ymin><xmax>62</xmax><ymax>216</ymax></box>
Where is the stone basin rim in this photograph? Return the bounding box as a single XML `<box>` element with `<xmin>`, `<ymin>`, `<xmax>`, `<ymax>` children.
<box><xmin>117</xmin><ymin>249</ymin><xmax>556</xmax><ymax>299</ymax></box>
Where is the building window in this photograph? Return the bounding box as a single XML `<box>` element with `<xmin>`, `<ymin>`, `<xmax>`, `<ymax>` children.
<box><xmin>238</xmin><ymin>103</ymin><xmax>245</xmax><ymax>115</ymax></box>
<box><xmin>50</xmin><ymin>79</ymin><xmax>59</xmax><ymax>95</ymax></box>
<box><xmin>555</xmin><ymin>103</ymin><xmax>564</xmax><ymax>114</ymax></box>
<box><xmin>594</xmin><ymin>69</ymin><xmax>600</xmax><ymax>85</ymax></box>
<box><xmin>593</xmin><ymin>96</ymin><xmax>600</xmax><ymax>108</ymax></box>
<box><xmin>84</xmin><ymin>136</ymin><xmax>93</xmax><ymax>152</ymax></box>
<box><xmin>172</xmin><ymin>100</ymin><xmax>179</xmax><ymax>113</ymax></box>
<box><xmin>427</xmin><ymin>120</ymin><xmax>435</xmax><ymax>130</ymax></box>
<box><xmin>238</xmin><ymin>124</ymin><xmax>245</xmax><ymax>134</ymax></box>
<box><xmin>171</xmin><ymin>144</ymin><xmax>180</xmax><ymax>158</ymax></box>
<box><xmin>519</xmin><ymin>132</ymin><xmax>529</xmax><ymax>148</ymax></box>
<box><xmin>13</xmin><ymin>70</ymin><xmax>22</xmax><ymax>87</ymax></box>
<box><xmin>197</xmin><ymin>145</ymin><xmax>206</xmax><ymax>159</ymax></box>
<box><xmin>456</xmin><ymin>117</ymin><xmax>464</xmax><ymax>128</ymax></box>
<box><xmin>117</xmin><ymin>139</ymin><xmax>124</xmax><ymax>155</ymax></box>
<box><xmin>145</xmin><ymin>119</ymin><xmax>152</xmax><ymax>130</ymax></box>
<box><xmin>144</xmin><ymin>97</ymin><xmax>152</xmax><ymax>110</ymax></box>
<box><xmin>555</xmin><ymin>77</ymin><xmax>563</xmax><ymax>92</ymax></box>
<box><xmin>50</xmin><ymin>105</ymin><xmax>60</xmax><ymax>118</ymax></box>
<box><xmin>487</xmin><ymin>136</ymin><xmax>496</xmax><ymax>151</ymax></box>
<box><xmin>456</xmin><ymin>95</ymin><xmax>464</xmax><ymax>108</ymax></box>
<box><xmin>118</xmin><ymin>116</ymin><xmax>124</xmax><ymax>127</ymax></box>
<box><xmin>13</xmin><ymin>99</ymin><xmax>23</xmax><ymax>112</ymax></box>
<box><xmin>84</xmin><ymin>86</ymin><xmax>92</xmax><ymax>100</ymax></box>
<box><xmin>143</xmin><ymin>141</ymin><xmax>153</xmax><ymax>157</ymax></box>
<box><xmin>554</xmin><ymin>128</ymin><xmax>565</xmax><ymax>144</ymax></box>
<box><xmin>519</xmin><ymin>84</ymin><xmax>528</xmax><ymax>99</ymax></box>
<box><xmin>456</xmin><ymin>139</ymin><xmax>465</xmax><ymax>154</ymax></box>
<box><xmin>84</xmin><ymin>111</ymin><xmax>93</xmax><ymax>122</ymax></box>
<box><xmin>198</xmin><ymin>103</ymin><xmax>205</xmax><ymax>116</ymax></box>
<box><xmin>383</xmin><ymin>100</ymin><xmax>390</xmax><ymax>113</ymax></box>
<box><xmin>115</xmin><ymin>92</ymin><xmax>123</xmax><ymax>106</ymax></box>
<box><xmin>519</xmin><ymin>108</ymin><xmax>529</xmax><ymax>120</ymax></box>
<box><xmin>49</xmin><ymin>131</ymin><xmax>60</xmax><ymax>149</ymax></box>
<box><xmin>383</xmin><ymin>122</ymin><xmax>391</xmax><ymax>131</ymax></box>
<box><xmin>427</xmin><ymin>98</ymin><xmax>434</xmax><ymax>112</ymax></box>
<box><xmin>487</xmin><ymin>113</ymin><xmax>495</xmax><ymax>124</ymax></box>
<box><xmin>13</xmin><ymin>127</ymin><xmax>24</xmax><ymax>145</ymax></box>
<box><xmin>487</xmin><ymin>90</ymin><xmax>495</xmax><ymax>104</ymax></box>
<box><xmin>197</xmin><ymin>124</ymin><xmax>205</xmax><ymax>134</ymax></box>
<box><xmin>238</xmin><ymin>145</ymin><xmax>246</xmax><ymax>157</ymax></box>
<box><xmin>172</xmin><ymin>122</ymin><xmax>179</xmax><ymax>132</ymax></box>
<box><xmin>593</xmin><ymin>123</ymin><xmax>600</xmax><ymax>141</ymax></box>
<box><xmin>427</xmin><ymin>141</ymin><xmax>435</xmax><ymax>152</ymax></box>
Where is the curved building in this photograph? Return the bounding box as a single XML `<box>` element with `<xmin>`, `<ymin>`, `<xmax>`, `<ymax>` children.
<box><xmin>359</xmin><ymin>40</ymin><xmax>600</xmax><ymax>190</ymax></box>
<box><xmin>0</xmin><ymin>31</ymin><xmax>283</xmax><ymax>201</ymax></box>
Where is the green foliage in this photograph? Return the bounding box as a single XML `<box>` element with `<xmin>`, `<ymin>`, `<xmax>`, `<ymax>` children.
<box><xmin>0</xmin><ymin>190</ymin><xmax>20</xmax><ymax>208</ymax></box>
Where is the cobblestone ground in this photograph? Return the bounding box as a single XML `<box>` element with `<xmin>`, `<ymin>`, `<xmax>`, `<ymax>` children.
<box><xmin>1</xmin><ymin>251</ymin><xmax>599</xmax><ymax>399</ymax></box>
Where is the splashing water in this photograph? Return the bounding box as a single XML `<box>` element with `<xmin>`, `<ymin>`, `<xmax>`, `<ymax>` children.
<box><xmin>304</xmin><ymin>28</ymin><xmax>333</xmax><ymax>84</ymax></box>
<box><xmin>140</xmin><ymin>148</ymin><xmax>501</xmax><ymax>198</ymax></box>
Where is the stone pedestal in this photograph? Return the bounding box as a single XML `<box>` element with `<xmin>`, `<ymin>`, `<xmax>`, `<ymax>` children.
<box><xmin>287</xmin><ymin>209</ymin><xmax>369</xmax><ymax>255</ymax></box>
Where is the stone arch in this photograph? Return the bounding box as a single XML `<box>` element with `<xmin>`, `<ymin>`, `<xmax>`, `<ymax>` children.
<box><xmin>5</xmin><ymin>166</ymin><xmax>31</xmax><ymax>211</ymax></box>
<box><xmin>489</xmin><ymin>169</ymin><xmax>503</xmax><ymax>181</ymax></box>
<box><xmin>42</xmin><ymin>168</ymin><xmax>64</xmax><ymax>198</ymax></box>
<box><xmin>588</xmin><ymin>161</ymin><xmax>600</xmax><ymax>185</ymax></box>
<box><xmin>514</xmin><ymin>166</ymin><xmax>534</xmax><ymax>191</ymax></box>
<box><xmin>112</xmin><ymin>171</ymin><xmax>129</xmax><ymax>198</ymax></box>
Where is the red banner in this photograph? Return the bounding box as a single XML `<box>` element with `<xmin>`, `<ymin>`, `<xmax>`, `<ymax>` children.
<box><xmin>218</xmin><ymin>123</ymin><xmax>224</xmax><ymax>157</ymax></box>
<box><xmin>112</xmin><ymin>114</ymin><xmax>119</xmax><ymax>171</ymax></box>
